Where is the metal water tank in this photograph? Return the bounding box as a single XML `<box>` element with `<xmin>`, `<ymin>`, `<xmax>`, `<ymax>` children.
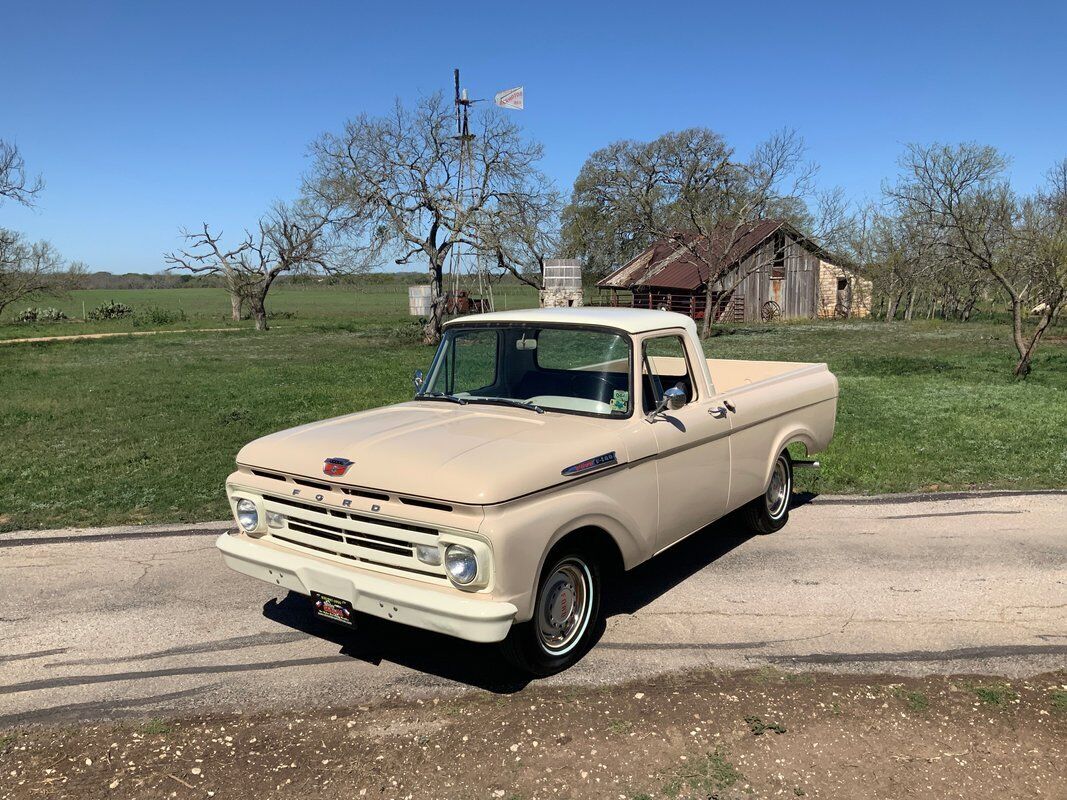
<box><xmin>542</xmin><ymin>259</ymin><xmax>583</xmax><ymax>291</ymax></box>
<box><xmin>408</xmin><ymin>285</ymin><xmax>432</xmax><ymax>316</ymax></box>
<box><xmin>540</xmin><ymin>259</ymin><xmax>584</xmax><ymax>308</ymax></box>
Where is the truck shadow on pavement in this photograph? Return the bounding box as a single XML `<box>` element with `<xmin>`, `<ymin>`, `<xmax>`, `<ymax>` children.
<box><xmin>261</xmin><ymin>510</ymin><xmax>773</xmax><ymax>693</ymax></box>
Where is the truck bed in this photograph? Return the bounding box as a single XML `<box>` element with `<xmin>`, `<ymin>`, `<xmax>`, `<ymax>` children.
<box><xmin>706</xmin><ymin>358</ymin><xmax>824</xmax><ymax>394</ymax></box>
<box><xmin>645</xmin><ymin>355</ymin><xmax>826</xmax><ymax>396</ymax></box>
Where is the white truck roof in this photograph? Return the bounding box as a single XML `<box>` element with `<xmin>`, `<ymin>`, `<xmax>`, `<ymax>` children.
<box><xmin>444</xmin><ymin>307</ymin><xmax>699</xmax><ymax>336</ymax></box>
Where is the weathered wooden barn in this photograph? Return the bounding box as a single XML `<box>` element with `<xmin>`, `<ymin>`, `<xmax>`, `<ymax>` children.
<box><xmin>595</xmin><ymin>220</ymin><xmax>871</xmax><ymax>322</ymax></box>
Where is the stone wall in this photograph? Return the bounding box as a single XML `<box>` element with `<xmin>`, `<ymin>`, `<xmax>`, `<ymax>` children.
<box><xmin>539</xmin><ymin>288</ymin><xmax>584</xmax><ymax>308</ymax></box>
<box><xmin>817</xmin><ymin>261</ymin><xmax>873</xmax><ymax>319</ymax></box>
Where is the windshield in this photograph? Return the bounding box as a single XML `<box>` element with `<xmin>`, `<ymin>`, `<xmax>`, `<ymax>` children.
<box><xmin>419</xmin><ymin>325</ymin><xmax>632</xmax><ymax>417</ymax></box>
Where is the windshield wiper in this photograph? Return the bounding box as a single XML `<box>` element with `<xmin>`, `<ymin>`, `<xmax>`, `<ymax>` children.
<box><xmin>415</xmin><ymin>392</ymin><xmax>468</xmax><ymax>405</ymax></box>
<box><xmin>467</xmin><ymin>397</ymin><xmax>545</xmax><ymax>414</ymax></box>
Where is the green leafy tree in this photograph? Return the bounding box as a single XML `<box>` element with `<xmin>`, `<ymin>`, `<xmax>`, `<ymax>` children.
<box><xmin>561</xmin><ymin>128</ymin><xmax>841</xmax><ymax>336</ymax></box>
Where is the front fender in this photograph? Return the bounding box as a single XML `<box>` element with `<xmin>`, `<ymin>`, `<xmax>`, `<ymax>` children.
<box><xmin>479</xmin><ymin>466</ymin><xmax>655</xmax><ymax>622</ymax></box>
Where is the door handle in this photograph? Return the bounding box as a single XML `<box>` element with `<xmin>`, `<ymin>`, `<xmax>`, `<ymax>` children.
<box><xmin>723</xmin><ymin>400</ymin><xmax>736</xmax><ymax>413</ymax></box>
<box><xmin>708</xmin><ymin>406</ymin><xmax>728</xmax><ymax>419</ymax></box>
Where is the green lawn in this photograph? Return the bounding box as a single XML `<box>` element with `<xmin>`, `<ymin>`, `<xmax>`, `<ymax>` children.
<box><xmin>705</xmin><ymin>321</ymin><xmax>1067</xmax><ymax>494</ymax></box>
<box><xmin>1</xmin><ymin>291</ymin><xmax>1064</xmax><ymax>531</ymax></box>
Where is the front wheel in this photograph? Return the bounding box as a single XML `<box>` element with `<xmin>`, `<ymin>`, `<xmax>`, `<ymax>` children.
<box><xmin>500</xmin><ymin>547</ymin><xmax>602</xmax><ymax>676</ymax></box>
<box><xmin>740</xmin><ymin>450</ymin><xmax>793</xmax><ymax>534</ymax></box>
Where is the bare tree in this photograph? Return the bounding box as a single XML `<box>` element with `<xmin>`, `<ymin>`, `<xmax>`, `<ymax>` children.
<box><xmin>477</xmin><ymin>176</ymin><xmax>562</xmax><ymax>290</ymax></box>
<box><xmin>562</xmin><ymin>128</ymin><xmax>824</xmax><ymax>336</ymax></box>
<box><xmin>307</xmin><ymin>94</ymin><xmax>548</xmax><ymax>343</ymax></box>
<box><xmin>1014</xmin><ymin>160</ymin><xmax>1067</xmax><ymax>366</ymax></box>
<box><xmin>0</xmin><ymin>140</ymin><xmax>43</xmax><ymax>208</ymax></box>
<box><xmin>0</xmin><ymin>230</ymin><xmax>81</xmax><ymax>318</ymax></box>
<box><xmin>0</xmin><ymin>142</ymin><xmax>80</xmax><ymax>317</ymax></box>
<box><xmin>166</xmin><ymin>223</ymin><xmax>251</xmax><ymax>321</ymax></box>
<box><xmin>859</xmin><ymin>212</ymin><xmax>932</xmax><ymax>320</ymax></box>
<box><xmin>166</xmin><ymin>202</ymin><xmax>336</xmax><ymax>331</ymax></box>
<box><xmin>890</xmin><ymin>143</ymin><xmax>1066</xmax><ymax>376</ymax></box>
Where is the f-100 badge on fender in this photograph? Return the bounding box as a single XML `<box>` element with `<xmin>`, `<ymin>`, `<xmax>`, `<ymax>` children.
<box><xmin>561</xmin><ymin>451</ymin><xmax>618</xmax><ymax>477</ymax></box>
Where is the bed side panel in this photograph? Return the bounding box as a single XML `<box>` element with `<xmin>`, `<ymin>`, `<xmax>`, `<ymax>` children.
<box><xmin>717</xmin><ymin>366</ymin><xmax>838</xmax><ymax>510</ymax></box>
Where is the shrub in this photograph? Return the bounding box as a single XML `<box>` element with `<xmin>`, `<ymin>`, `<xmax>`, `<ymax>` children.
<box><xmin>133</xmin><ymin>306</ymin><xmax>187</xmax><ymax>326</ymax></box>
<box><xmin>14</xmin><ymin>307</ymin><xmax>68</xmax><ymax>323</ymax></box>
<box><xmin>389</xmin><ymin>320</ymin><xmax>424</xmax><ymax>341</ymax></box>
<box><xmin>87</xmin><ymin>300</ymin><xmax>134</xmax><ymax>321</ymax></box>
<box><xmin>237</xmin><ymin>309</ymin><xmax>296</xmax><ymax>321</ymax></box>
<box><xmin>969</xmin><ymin>683</ymin><xmax>1018</xmax><ymax>706</ymax></box>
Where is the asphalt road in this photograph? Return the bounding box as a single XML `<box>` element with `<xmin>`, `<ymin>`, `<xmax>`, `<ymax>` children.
<box><xmin>2</xmin><ymin>492</ymin><xmax>1065</xmax><ymax>727</ymax></box>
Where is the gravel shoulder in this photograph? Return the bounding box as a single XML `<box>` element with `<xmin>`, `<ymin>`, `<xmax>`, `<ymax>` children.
<box><xmin>1</xmin><ymin>668</ymin><xmax>1064</xmax><ymax>800</ymax></box>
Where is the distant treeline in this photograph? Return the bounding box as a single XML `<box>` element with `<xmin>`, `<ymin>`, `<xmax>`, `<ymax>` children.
<box><xmin>79</xmin><ymin>271</ymin><xmax>542</xmax><ymax>291</ymax></box>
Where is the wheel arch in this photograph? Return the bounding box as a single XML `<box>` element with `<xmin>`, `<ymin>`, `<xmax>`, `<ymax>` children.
<box><xmin>759</xmin><ymin>426</ymin><xmax>813</xmax><ymax>489</ymax></box>
<box><xmin>522</xmin><ymin>522</ymin><xmax>628</xmax><ymax>621</ymax></box>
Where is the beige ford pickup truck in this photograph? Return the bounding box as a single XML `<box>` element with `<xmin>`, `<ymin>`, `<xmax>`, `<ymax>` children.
<box><xmin>218</xmin><ymin>308</ymin><xmax>838</xmax><ymax>673</ymax></box>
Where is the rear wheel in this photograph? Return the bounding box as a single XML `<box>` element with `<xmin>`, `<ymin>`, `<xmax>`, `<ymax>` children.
<box><xmin>740</xmin><ymin>450</ymin><xmax>793</xmax><ymax>534</ymax></box>
<box><xmin>501</xmin><ymin>546</ymin><xmax>602</xmax><ymax>676</ymax></box>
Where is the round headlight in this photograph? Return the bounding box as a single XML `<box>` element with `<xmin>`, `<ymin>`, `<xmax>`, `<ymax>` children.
<box><xmin>236</xmin><ymin>498</ymin><xmax>259</xmax><ymax>531</ymax></box>
<box><xmin>444</xmin><ymin>544</ymin><xmax>478</xmax><ymax>585</ymax></box>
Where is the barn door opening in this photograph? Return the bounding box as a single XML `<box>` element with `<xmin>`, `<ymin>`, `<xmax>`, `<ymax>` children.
<box><xmin>835</xmin><ymin>277</ymin><xmax>852</xmax><ymax>318</ymax></box>
<box><xmin>766</xmin><ymin>232</ymin><xmax>786</xmax><ymax>321</ymax></box>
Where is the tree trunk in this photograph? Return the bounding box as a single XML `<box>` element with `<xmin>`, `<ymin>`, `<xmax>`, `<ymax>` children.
<box><xmin>423</xmin><ymin>262</ymin><xmax>446</xmax><ymax>345</ymax></box>
<box><xmin>884</xmin><ymin>293</ymin><xmax>900</xmax><ymax>322</ymax></box>
<box><xmin>248</xmin><ymin>293</ymin><xmax>268</xmax><ymax>331</ymax></box>
<box><xmin>1011</xmin><ymin>302</ymin><xmax>1057</xmax><ymax>378</ymax></box>
<box><xmin>903</xmin><ymin>289</ymin><xmax>916</xmax><ymax>321</ymax></box>
<box><xmin>700</xmin><ymin>278</ymin><xmax>716</xmax><ymax>338</ymax></box>
<box><xmin>223</xmin><ymin>272</ymin><xmax>245</xmax><ymax>321</ymax></box>
<box><xmin>700</xmin><ymin>258</ymin><xmax>732</xmax><ymax>338</ymax></box>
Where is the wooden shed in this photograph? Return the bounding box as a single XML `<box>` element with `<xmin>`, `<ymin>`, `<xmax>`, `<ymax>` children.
<box><xmin>595</xmin><ymin>220</ymin><xmax>871</xmax><ymax>322</ymax></box>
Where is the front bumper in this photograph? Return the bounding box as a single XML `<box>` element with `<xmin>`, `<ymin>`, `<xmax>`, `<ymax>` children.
<box><xmin>216</xmin><ymin>532</ymin><xmax>517</xmax><ymax>643</ymax></box>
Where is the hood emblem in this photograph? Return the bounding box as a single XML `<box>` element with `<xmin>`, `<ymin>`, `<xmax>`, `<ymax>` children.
<box><xmin>561</xmin><ymin>451</ymin><xmax>618</xmax><ymax>477</ymax></box>
<box><xmin>323</xmin><ymin>457</ymin><xmax>354</xmax><ymax>477</ymax></box>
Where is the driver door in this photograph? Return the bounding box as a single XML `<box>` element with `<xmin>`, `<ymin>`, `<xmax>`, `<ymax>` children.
<box><xmin>642</xmin><ymin>332</ymin><xmax>732</xmax><ymax>550</ymax></box>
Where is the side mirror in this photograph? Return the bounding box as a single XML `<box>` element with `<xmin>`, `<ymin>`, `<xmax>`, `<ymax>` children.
<box><xmin>413</xmin><ymin>369</ymin><xmax>424</xmax><ymax>393</ymax></box>
<box><xmin>646</xmin><ymin>383</ymin><xmax>687</xmax><ymax>420</ymax></box>
<box><xmin>664</xmin><ymin>384</ymin><xmax>687</xmax><ymax>411</ymax></box>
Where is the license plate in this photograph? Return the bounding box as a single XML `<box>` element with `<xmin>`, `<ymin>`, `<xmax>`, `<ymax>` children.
<box><xmin>312</xmin><ymin>592</ymin><xmax>354</xmax><ymax>627</ymax></box>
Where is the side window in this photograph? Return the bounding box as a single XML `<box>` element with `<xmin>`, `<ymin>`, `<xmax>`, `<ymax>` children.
<box><xmin>642</xmin><ymin>335</ymin><xmax>695</xmax><ymax>413</ymax></box>
<box><xmin>449</xmin><ymin>329</ymin><xmax>498</xmax><ymax>394</ymax></box>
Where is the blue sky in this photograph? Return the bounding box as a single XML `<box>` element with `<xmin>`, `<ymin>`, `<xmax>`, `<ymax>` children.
<box><xmin>3</xmin><ymin>0</ymin><xmax>1065</xmax><ymax>273</ymax></box>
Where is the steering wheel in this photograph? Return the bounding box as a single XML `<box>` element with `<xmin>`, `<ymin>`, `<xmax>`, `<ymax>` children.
<box><xmin>583</xmin><ymin>374</ymin><xmax>619</xmax><ymax>406</ymax></box>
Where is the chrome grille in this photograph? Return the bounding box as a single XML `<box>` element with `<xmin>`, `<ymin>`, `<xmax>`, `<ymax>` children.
<box><xmin>261</xmin><ymin>494</ymin><xmax>446</xmax><ymax>582</ymax></box>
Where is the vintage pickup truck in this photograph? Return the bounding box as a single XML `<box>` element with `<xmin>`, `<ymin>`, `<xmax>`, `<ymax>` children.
<box><xmin>217</xmin><ymin>308</ymin><xmax>838</xmax><ymax>673</ymax></box>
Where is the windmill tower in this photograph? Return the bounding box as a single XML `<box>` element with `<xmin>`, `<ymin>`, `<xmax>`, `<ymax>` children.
<box><xmin>444</xmin><ymin>69</ymin><xmax>493</xmax><ymax>313</ymax></box>
<box><xmin>446</xmin><ymin>70</ymin><xmax>525</xmax><ymax>315</ymax></box>
<box><xmin>410</xmin><ymin>70</ymin><xmax>525</xmax><ymax>319</ymax></box>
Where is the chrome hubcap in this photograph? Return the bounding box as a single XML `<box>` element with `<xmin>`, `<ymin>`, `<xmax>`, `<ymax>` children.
<box><xmin>536</xmin><ymin>560</ymin><xmax>590</xmax><ymax>654</ymax></box>
<box><xmin>766</xmin><ymin>458</ymin><xmax>790</xmax><ymax>519</ymax></box>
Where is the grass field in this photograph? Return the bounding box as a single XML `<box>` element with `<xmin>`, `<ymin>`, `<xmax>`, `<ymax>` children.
<box><xmin>0</xmin><ymin>285</ymin><xmax>543</xmax><ymax>340</ymax></box>
<box><xmin>1</xmin><ymin>288</ymin><xmax>1064</xmax><ymax>531</ymax></box>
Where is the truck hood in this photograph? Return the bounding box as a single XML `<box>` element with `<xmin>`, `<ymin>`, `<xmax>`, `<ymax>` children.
<box><xmin>236</xmin><ymin>401</ymin><xmax>627</xmax><ymax>505</ymax></box>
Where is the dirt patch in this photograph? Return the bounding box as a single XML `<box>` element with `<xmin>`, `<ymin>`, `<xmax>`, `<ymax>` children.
<box><xmin>1</xmin><ymin>668</ymin><xmax>1063</xmax><ymax>799</ymax></box>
